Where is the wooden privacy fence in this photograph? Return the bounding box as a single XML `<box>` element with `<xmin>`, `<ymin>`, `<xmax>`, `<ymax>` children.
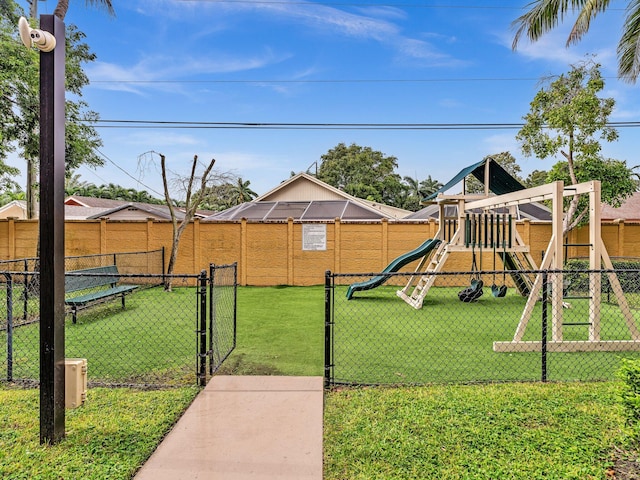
<box><xmin>0</xmin><ymin>217</ymin><xmax>638</xmax><ymax>286</ymax></box>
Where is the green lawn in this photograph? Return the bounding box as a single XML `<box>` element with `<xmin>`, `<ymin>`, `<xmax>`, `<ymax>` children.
<box><xmin>0</xmin><ymin>385</ymin><xmax>199</xmax><ymax>479</ymax></box>
<box><xmin>2</xmin><ymin>285</ymin><xmax>640</xmax><ymax>479</ymax></box>
<box><xmin>325</xmin><ymin>381</ymin><xmax>630</xmax><ymax>480</ymax></box>
<box><xmin>330</xmin><ymin>284</ymin><xmax>640</xmax><ymax>384</ymax></box>
<box><xmin>4</xmin><ymin>282</ymin><xmax>638</xmax><ymax>385</ymax></box>
<box><xmin>2</xmin><ymin>381</ymin><xmax>635</xmax><ymax>479</ymax></box>
<box><xmin>1</xmin><ymin>286</ymin><xmax>199</xmax><ymax>385</ymax></box>
<box><xmin>220</xmin><ymin>285</ymin><xmax>325</xmax><ymax>376</ymax></box>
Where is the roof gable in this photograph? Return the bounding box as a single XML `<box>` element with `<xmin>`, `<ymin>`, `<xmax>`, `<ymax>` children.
<box><xmin>256</xmin><ymin>173</ymin><xmax>352</xmax><ymax>202</ymax></box>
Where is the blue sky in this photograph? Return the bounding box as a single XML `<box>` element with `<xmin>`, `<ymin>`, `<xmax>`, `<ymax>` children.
<box><xmin>13</xmin><ymin>0</ymin><xmax>640</xmax><ymax>198</ymax></box>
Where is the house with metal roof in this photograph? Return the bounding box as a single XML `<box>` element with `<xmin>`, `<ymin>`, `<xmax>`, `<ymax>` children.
<box><xmin>203</xmin><ymin>173</ymin><xmax>411</xmax><ymax>221</ymax></box>
<box><xmin>64</xmin><ymin>195</ymin><xmax>212</xmax><ymax>220</ymax></box>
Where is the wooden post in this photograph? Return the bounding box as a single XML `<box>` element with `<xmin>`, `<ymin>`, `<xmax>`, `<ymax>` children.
<box><xmin>381</xmin><ymin>218</ymin><xmax>388</xmax><ymax>268</ymax></box>
<box><xmin>8</xmin><ymin>217</ymin><xmax>15</xmax><ymax>259</ymax></box>
<box><xmin>240</xmin><ymin>218</ymin><xmax>247</xmax><ymax>286</ymax></box>
<box><xmin>551</xmin><ymin>181</ymin><xmax>564</xmax><ymax>341</ymax></box>
<box><xmin>589</xmin><ymin>181</ymin><xmax>602</xmax><ymax>341</ymax></box>
<box><xmin>193</xmin><ymin>218</ymin><xmax>201</xmax><ymax>273</ymax></box>
<box><xmin>616</xmin><ymin>219</ymin><xmax>625</xmax><ymax>257</ymax></box>
<box><xmin>100</xmin><ymin>218</ymin><xmax>107</xmax><ymax>255</ymax></box>
<box><xmin>287</xmin><ymin>217</ymin><xmax>294</xmax><ymax>285</ymax></box>
<box><xmin>334</xmin><ymin>218</ymin><xmax>341</xmax><ymax>273</ymax></box>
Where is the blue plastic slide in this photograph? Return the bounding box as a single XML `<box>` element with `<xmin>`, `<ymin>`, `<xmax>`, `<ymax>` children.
<box><xmin>346</xmin><ymin>238</ymin><xmax>441</xmax><ymax>299</ymax></box>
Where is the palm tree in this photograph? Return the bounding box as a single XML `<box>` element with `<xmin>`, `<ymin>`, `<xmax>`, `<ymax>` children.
<box><xmin>512</xmin><ymin>1</ymin><xmax>640</xmax><ymax>82</ymax></box>
<box><xmin>403</xmin><ymin>176</ymin><xmax>420</xmax><ymax>198</ymax></box>
<box><xmin>419</xmin><ymin>175</ymin><xmax>443</xmax><ymax>198</ymax></box>
<box><xmin>52</xmin><ymin>0</ymin><xmax>114</xmax><ymax>21</ymax></box>
<box><xmin>64</xmin><ymin>172</ymin><xmax>89</xmax><ymax>195</ymax></box>
<box><xmin>230</xmin><ymin>178</ymin><xmax>258</xmax><ymax>205</ymax></box>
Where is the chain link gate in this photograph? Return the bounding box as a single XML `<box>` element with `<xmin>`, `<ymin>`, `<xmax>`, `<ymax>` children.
<box><xmin>1</xmin><ymin>258</ymin><xmax>237</xmax><ymax>388</ymax></box>
<box><xmin>197</xmin><ymin>263</ymin><xmax>238</xmax><ymax>386</ymax></box>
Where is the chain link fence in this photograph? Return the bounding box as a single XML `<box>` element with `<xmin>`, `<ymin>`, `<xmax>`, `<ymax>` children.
<box><xmin>325</xmin><ymin>268</ymin><xmax>640</xmax><ymax>386</ymax></box>
<box><xmin>1</xmin><ymin>262</ymin><xmax>236</xmax><ymax>388</ymax></box>
<box><xmin>0</xmin><ymin>249</ymin><xmax>165</xmax><ymax>275</ymax></box>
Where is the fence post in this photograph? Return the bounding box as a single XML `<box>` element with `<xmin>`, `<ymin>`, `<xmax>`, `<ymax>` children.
<box><xmin>197</xmin><ymin>270</ymin><xmax>208</xmax><ymax>387</ymax></box>
<box><xmin>6</xmin><ymin>274</ymin><xmax>13</xmax><ymax>382</ymax></box>
<box><xmin>161</xmin><ymin>247</ymin><xmax>166</xmax><ymax>284</ymax></box>
<box><xmin>324</xmin><ymin>270</ymin><xmax>333</xmax><ymax>388</ymax></box>
<box><xmin>232</xmin><ymin>262</ymin><xmax>238</xmax><ymax>350</ymax></box>
<box><xmin>23</xmin><ymin>259</ymin><xmax>28</xmax><ymax>322</ymax></box>
<box><xmin>208</xmin><ymin>264</ymin><xmax>215</xmax><ymax>376</ymax></box>
<box><xmin>541</xmin><ymin>271</ymin><xmax>548</xmax><ymax>382</ymax></box>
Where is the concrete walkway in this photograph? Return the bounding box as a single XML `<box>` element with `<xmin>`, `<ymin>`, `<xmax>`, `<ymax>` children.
<box><xmin>134</xmin><ymin>376</ymin><xmax>324</xmax><ymax>480</ymax></box>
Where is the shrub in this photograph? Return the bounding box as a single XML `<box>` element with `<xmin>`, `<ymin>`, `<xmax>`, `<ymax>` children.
<box><xmin>564</xmin><ymin>258</ymin><xmax>640</xmax><ymax>294</ymax></box>
<box><xmin>618</xmin><ymin>359</ymin><xmax>640</xmax><ymax>440</ymax></box>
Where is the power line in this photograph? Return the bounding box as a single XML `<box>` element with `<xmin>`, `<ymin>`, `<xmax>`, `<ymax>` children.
<box><xmin>94</xmin><ymin>148</ymin><xmax>166</xmax><ymax>198</ymax></box>
<box><xmin>91</xmin><ymin>77</ymin><xmax>545</xmax><ymax>85</ymax></box>
<box><xmin>174</xmin><ymin>0</ymin><xmax>626</xmax><ymax>11</ymax></box>
<box><xmin>90</xmin><ymin>119</ymin><xmax>640</xmax><ymax>130</ymax></box>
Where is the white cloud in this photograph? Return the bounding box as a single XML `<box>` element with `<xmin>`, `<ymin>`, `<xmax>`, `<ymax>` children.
<box><xmin>439</xmin><ymin>98</ymin><xmax>465</xmax><ymax>109</ymax></box>
<box><xmin>395</xmin><ymin>38</ymin><xmax>468</xmax><ymax>68</ymax></box>
<box><xmin>482</xmin><ymin>133</ymin><xmax>519</xmax><ymax>158</ymax></box>
<box><xmin>87</xmin><ymin>49</ymin><xmax>290</xmax><ymax>94</ymax></box>
<box><xmin>134</xmin><ymin>0</ymin><xmax>465</xmax><ymax>67</ymax></box>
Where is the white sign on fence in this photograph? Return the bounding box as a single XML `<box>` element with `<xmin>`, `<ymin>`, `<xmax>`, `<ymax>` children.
<box><xmin>302</xmin><ymin>224</ymin><xmax>327</xmax><ymax>251</ymax></box>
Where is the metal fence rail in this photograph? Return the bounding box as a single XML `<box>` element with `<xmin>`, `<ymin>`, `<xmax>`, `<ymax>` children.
<box><xmin>1</xmin><ymin>263</ymin><xmax>236</xmax><ymax>388</ymax></box>
<box><xmin>325</xmin><ymin>268</ymin><xmax>640</xmax><ymax>387</ymax></box>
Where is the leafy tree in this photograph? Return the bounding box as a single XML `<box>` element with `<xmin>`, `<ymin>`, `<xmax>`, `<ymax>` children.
<box><xmin>524</xmin><ymin>169</ymin><xmax>549</xmax><ymax>188</ymax></box>
<box><xmin>0</xmin><ymin>0</ymin><xmax>106</xmax><ymax>218</ymax></box>
<box><xmin>317</xmin><ymin>143</ymin><xmax>405</xmax><ymax>207</ymax></box>
<box><xmin>548</xmin><ymin>157</ymin><xmax>636</xmax><ymax>226</ymax></box>
<box><xmin>64</xmin><ymin>173</ymin><xmax>166</xmax><ymax>204</ymax></box>
<box><xmin>517</xmin><ymin>61</ymin><xmax>635</xmax><ymax>233</ymax></box>
<box><xmin>0</xmin><ymin>178</ymin><xmax>25</xmax><ymax>205</ymax></box>
<box><xmin>196</xmin><ymin>183</ymin><xmax>235</xmax><ymax>211</ymax></box>
<box><xmin>465</xmin><ymin>152</ymin><xmax>524</xmax><ymax>194</ymax></box>
<box><xmin>512</xmin><ymin>0</ymin><xmax>640</xmax><ymax>82</ymax></box>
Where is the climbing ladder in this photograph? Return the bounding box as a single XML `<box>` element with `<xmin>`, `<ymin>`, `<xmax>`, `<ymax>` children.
<box><xmin>396</xmin><ymin>239</ymin><xmax>452</xmax><ymax>309</ymax></box>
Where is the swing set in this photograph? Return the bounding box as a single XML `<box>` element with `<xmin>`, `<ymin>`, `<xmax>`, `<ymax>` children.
<box><xmin>481</xmin><ymin>180</ymin><xmax>640</xmax><ymax>352</ymax></box>
<box><xmin>457</xmin><ymin>213</ymin><xmax>511</xmax><ymax>302</ymax></box>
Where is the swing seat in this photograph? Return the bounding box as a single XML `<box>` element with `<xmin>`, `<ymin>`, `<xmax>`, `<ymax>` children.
<box><xmin>458</xmin><ymin>280</ymin><xmax>484</xmax><ymax>303</ymax></box>
<box><xmin>491</xmin><ymin>284</ymin><xmax>507</xmax><ymax>298</ymax></box>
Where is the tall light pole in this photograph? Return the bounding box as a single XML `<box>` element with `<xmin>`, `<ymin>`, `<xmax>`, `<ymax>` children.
<box><xmin>38</xmin><ymin>13</ymin><xmax>66</xmax><ymax>445</ymax></box>
<box><xmin>20</xmin><ymin>10</ymin><xmax>67</xmax><ymax>444</ymax></box>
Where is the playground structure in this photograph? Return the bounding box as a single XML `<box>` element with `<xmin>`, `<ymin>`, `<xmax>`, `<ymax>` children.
<box><xmin>348</xmin><ymin>158</ymin><xmax>640</xmax><ymax>353</ymax></box>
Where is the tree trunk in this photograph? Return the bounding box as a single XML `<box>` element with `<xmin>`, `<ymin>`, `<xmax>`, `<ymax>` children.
<box><xmin>165</xmin><ymin>232</ymin><xmax>179</xmax><ymax>292</ymax></box>
<box><xmin>53</xmin><ymin>0</ymin><xmax>69</xmax><ymax>20</ymax></box>
<box><xmin>26</xmin><ymin>158</ymin><xmax>35</xmax><ymax>219</ymax></box>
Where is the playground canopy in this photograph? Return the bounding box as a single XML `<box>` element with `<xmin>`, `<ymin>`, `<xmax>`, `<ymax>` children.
<box><xmin>414</xmin><ymin>158</ymin><xmax>551</xmax><ymax>221</ymax></box>
<box><xmin>424</xmin><ymin>158</ymin><xmax>525</xmax><ymax>201</ymax></box>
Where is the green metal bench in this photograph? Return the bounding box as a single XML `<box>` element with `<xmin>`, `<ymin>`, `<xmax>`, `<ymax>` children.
<box><xmin>65</xmin><ymin>265</ymin><xmax>139</xmax><ymax>324</ymax></box>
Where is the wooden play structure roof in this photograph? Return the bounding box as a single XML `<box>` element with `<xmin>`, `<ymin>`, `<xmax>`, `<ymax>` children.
<box><xmin>423</xmin><ymin>157</ymin><xmax>526</xmax><ymax>201</ymax></box>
